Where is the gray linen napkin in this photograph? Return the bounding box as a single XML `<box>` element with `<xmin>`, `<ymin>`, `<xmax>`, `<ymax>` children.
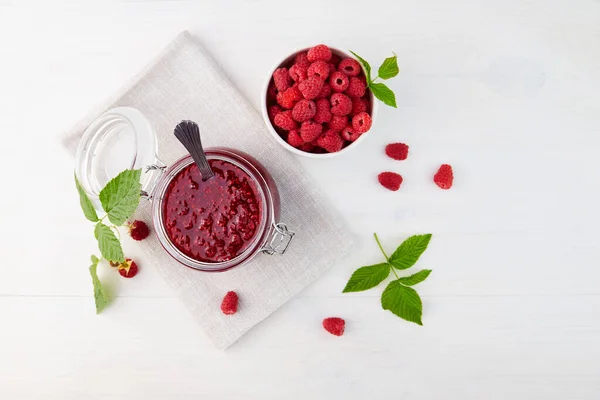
<box><xmin>63</xmin><ymin>31</ymin><xmax>354</xmax><ymax>349</ymax></box>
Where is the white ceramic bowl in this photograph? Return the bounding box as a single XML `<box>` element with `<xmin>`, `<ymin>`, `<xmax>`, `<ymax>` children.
<box><xmin>261</xmin><ymin>46</ymin><xmax>379</xmax><ymax>158</ymax></box>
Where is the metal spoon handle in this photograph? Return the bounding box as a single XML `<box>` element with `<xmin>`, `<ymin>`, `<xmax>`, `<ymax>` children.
<box><xmin>174</xmin><ymin>120</ymin><xmax>214</xmax><ymax>181</ymax></box>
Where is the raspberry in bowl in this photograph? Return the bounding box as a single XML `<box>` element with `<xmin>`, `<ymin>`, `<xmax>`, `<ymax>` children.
<box><xmin>262</xmin><ymin>44</ymin><xmax>378</xmax><ymax>158</ymax></box>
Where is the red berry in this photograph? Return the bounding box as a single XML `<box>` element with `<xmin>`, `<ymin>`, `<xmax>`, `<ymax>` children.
<box><xmin>267</xmin><ymin>82</ymin><xmax>277</xmax><ymax>100</ymax></box>
<box><xmin>289</xmin><ymin>63</ymin><xmax>308</xmax><ymax>82</ymax></box>
<box><xmin>322</xmin><ymin>317</ymin><xmax>345</xmax><ymax>336</ymax></box>
<box><xmin>378</xmin><ymin>172</ymin><xmax>403</xmax><ymax>191</ymax></box>
<box><xmin>118</xmin><ymin>258</ymin><xmax>139</xmax><ymax>278</ymax></box>
<box><xmin>434</xmin><ymin>164</ymin><xmax>454</xmax><ymax>189</ymax></box>
<box><xmin>221</xmin><ymin>291</ymin><xmax>238</xmax><ymax>315</ymax></box>
<box><xmin>328</xmin><ymin>63</ymin><xmax>337</xmax><ymax>76</ymax></box>
<box><xmin>352</xmin><ymin>112</ymin><xmax>372</xmax><ymax>133</ymax></box>
<box><xmin>330</xmin><ymin>93</ymin><xmax>352</xmax><ymax>116</ymax></box>
<box><xmin>274</xmin><ymin>110</ymin><xmax>297</xmax><ymax>131</ymax></box>
<box><xmin>295</xmin><ymin>51</ymin><xmax>311</xmax><ymax>67</ymax></box>
<box><xmin>314</xmin><ymin>98</ymin><xmax>332</xmax><ymax>124</ymax></box>
<box><xmin>330</xmin><ymin>71</ymin><xmax>349</xmax><ymax>92</ymax></box>
<box><xmin>298</xmin><ymin>76</ymin><xmax>324</xmax><ymax>100</ymax></box>
<box><xmin>299</xmin><ymin>142</ymin><xmax>315</xmax><ymax>152</ymax></box>
<box><xmin>307</xmin><ymin>44</ymin><xmax>332</xmax><ymax>62</ymax></box>
<box><xmin>307</xmin><ymin>60</ymin><xmax>330</xmax><ymax>80</ymax></box>
<box><xmin>341</xmin><ymin>125</ymin><xmax>362</xmax><ymax>142</ymax></box>
<box><xmin>299</xmin><ymin>120</ymin><xmax>323</xmax><ymax>143</ymax></box>
<box><xmin>273</xmin><ymin>67</ymin><xmax>291</xmax><ymax>92</ymax></box>
<box><xmin>291</xmin><ymin>99</ymin><xmax>316</xmax><ymax>122</ymax></box>
<box><xmin>316</xmin><ymin>82</ymin><xmax>332</xmax><ymax>99</ymax></box>
<box><xmin>345</xmin><ymin>77</ymin><xmax>367</xmax><ymax>98</ymax></box>
<box><xmin>316</xmin><ymin>129</ymin><xmax>344</xmax><ymax>153</ymax></box>
<box><xmin>339</xmin><ymin>58</ymin><xmax>362</xmax><ymax>76</ymax></box>
<box><xmin>330</xmin><ymin>54</ymin><xmax>342</xmax><ymax>66</ymax></box>
<box><xmin>128</xmin><ymin>220</ymin><xmax>150</xmax><ymax>241</ymax></box>
<box><xmin>287</xmin><ymin>130</ymin><xmax>304</xmax><ymax>148</ymax></box>
<box><xmin>276</xmin><ymin>86</ymin><xmax>302</xmax><ymax>109</ymax></box>
<box><xmin>329</xmin><ymin>115</ymin><xmax>348</xmax><ymax>132</ymax></box>
<box><xmin>351</xmin><ymin>97</ymin><xmax>369</xmax><ymax>116</ymax></box>
<box><xmin>268</xmin><ymin>105</ymin><xmax>281</xmax><ymax>122</ymax></box>
<box><xmin>385</xmin><ymin>143</ymin><xmax>409</xmax><ymax>161</ymax></box>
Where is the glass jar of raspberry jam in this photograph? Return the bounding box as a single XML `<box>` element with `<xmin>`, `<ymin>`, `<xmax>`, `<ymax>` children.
<box><xmin>75</xmin><ymin>107</ymin><xmax>294</xmax><ymax>272</ymax></box>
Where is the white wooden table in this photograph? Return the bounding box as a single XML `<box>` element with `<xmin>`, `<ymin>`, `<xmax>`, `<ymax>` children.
<box><xmin>1</xmin><ymin>1</ymin><xmax>600</xmax><ymax>398</ymax></box>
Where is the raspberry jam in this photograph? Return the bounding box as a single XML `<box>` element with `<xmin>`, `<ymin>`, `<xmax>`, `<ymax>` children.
<box><xmin>162</xmin><ymin>159</ymin><xmax>262</xmax><ymax>263</ymax></box>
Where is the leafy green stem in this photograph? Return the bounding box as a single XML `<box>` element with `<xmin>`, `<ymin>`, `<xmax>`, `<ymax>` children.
<box><xmin>373</xmin><ymin>232</ymin><xmax>389</xmax><ymax>260</ymax></box>
<box><xmin>390</xmin><ymin>265</ymin><xmax>400</xmax><ymax>279</ymax></box>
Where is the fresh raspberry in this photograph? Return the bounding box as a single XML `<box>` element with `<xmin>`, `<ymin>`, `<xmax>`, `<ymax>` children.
<box><xmin>316</xmin><ymin>130</ymin><xmax>344</xmax><ymax>153</ymax></box>
<box><xmin>307</xmin><ymin>44</ymin><xmax>332</xmax><ymax>62</ymax></box>
<box><xmin>299</xmin><ymin>142</ymin><xmax>315</xmax><ymax>152</ymax></box>
<box><xmin>329</xmin><ymin>54</ymin><xmax>341</xmax><ymax>66</ymax></box>
<box><xmin>307</xmin><ymin>61</ymin><xmax>330</xmax><ymax>80</ymax></box>
<box><xmin>316</xmin><ymin>82</ymin><xmax>332</xmax><ymax>99</ymax></box>
<box><xmin>298</xmin><ymin>76</ymin><xmax>324</xmax><ymax>100</ymax></box>
<box><xmin>330</xmin><ymin>71</ymin><xmax>349</xmax><ymax>92</ymax></box>
<box><xmin>434</xmin><ymin>164</ymin><xmax>454</xmax><ymax>189</ymax></box>
<box><xmin>352</xmin><ymin>112</ymin><xmax>372</xmax><ymax>133</ymax></box>
<box><xmin>378</xmin><ymin>172</ymin><xmax>403</xmax><ymax>191</ymax></box>
<box><xmin>314</xmin><ymin>98</ymin><xmax>332</xmax><ymax>124</ymax></box>
<box><xmin>339</xmin><ymin>58</ymin><xmax>361</xmax><ymax>76</ymax></box>
<box><xmin>128</xmin><ymin>220</ymin><xmax>150</xmax><ymax>241</ymax></box>
<box><xmin>330</xmin><ymin>93</ymin><xmax>352</xmax><ymax>116</ymax></box>
<box><xmin>351</xmin><ymin>97</ymin><xmax>368</xmax><ymax>115</ymax></box>
<box><xmin>328</xmin><ymin>63</ymin><xmax>337</xmax><ymax>76</ymax></box>
<box><xmin>385</xmin><ymin>143</ymin><xmax>409</xmax><ymax>160</ymax></box>
<box><xmin>295</xmin><ymin>51</ymin><xmax>311</xmax><ymax>67</ymax></box>
<box><xmin>274</xmin><ymin>110</ymin><xmax>297</xmax><ymax>131</ymax></box>
<box><xmin>299</xmin><ymin>120</ymin><xmax>323</xmax><ymax>143</ymax></box>
<box><xmin>118</xmin><ymin>258</ymin><xmax>139</xmax><ymax>278</ymax></box>
<box><xmin>273</xmin><ymin>67</ymin><xmax>291</xmax><ymax>92</ymax></box>
<box><xmin>221</xmin><ymin>291</ymin><xmax>238</xmax><ymax>315</ymax></box>
<box><xmin>329</xmin><ymin>115</ymin><xmax>348</xmax><ymax>132</ymax></box>
<box><xmin>289</xmin><ymin>63</ymin><xmax>308</xmax><ymax>82</ymax></box>
<box><xmin>292</xmin><ymin>99</ymin><xmax>316</xmax><ymax>122</ymax></box>
<box><xmin>322</xmin><ymin>317</ymin><xmax>345</xmax><ymax>336</ymax></box>
<box><xmin>345</xmin><ymin>77</ymin><xmax>367</xmax><ymax>98</ymax></box>
<box><xmin>267</xmin><ymin>82</ymin><xmax>277</xmax><ymax>100</ymax></box>
<box><xmin>276</xmin><ymin>86</ymin><xmax>302</xmax><ymax>109</ymax></box>
<box><xmin>341</xmin><ymin>125</ymin><xmax>362</xmax><ymax>142</ymax></box>
<box><xmin>287</xmin><ymin>130</ymin><xmax>304</xmax><ymax>148</ymax></box>
<box><xmin>268</xmin><ymin>105</ymin><xmax>281</xmax><ymax>122</ymax></box>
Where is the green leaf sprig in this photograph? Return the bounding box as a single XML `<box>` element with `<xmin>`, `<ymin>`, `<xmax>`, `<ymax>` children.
<box><xmin>343</xmin><ymin>233</ymin><xmax>432</xmax><ymax>325</ymax></box>
<box><xmin>75</xmin><ymin>169</ymin><xmax>142</xmax><ymax>313</ymax></box>
<box><xmin>349</xmin><ymin>51</ymin><xmax>399</xmax><ymax>108</ymax></box>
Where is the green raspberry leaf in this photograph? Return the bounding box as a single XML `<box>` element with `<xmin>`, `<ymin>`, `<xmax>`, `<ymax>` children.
<box><xmin>381</xmin><ymin>280</ymin><xmax>423</xmax><ymax>325</ymax></box>
<box><xmin>378</xmin><ymin>53</ymin><xmax>399</xmax><ymax>80</ymax></box>
<box><xmin>89</xmin><ymin>255</ymin><xmax>109</xmax><ymax>314</ymax></box>
<box><xmin>74</xmin><ymin>173</ymin><xmax>99</xmax><ymax>222</ymax></box>
<box><xmin>369</xmin><ymin>82</ymin><xmax>397</xmax><ymax>108</ymax></box>
<box><xmin>94</xmin><ymin>222</ymin><xmax>124</xmax><ymax>263</ymax></box>
<box><xmin>342</xmin><ymin>263</ymin><xmax>390</xmax><ymax>293</ymax></box>
<box><xmin>389</xmin><ymin>234</ymin><xmax>432</xmax><ymax>270</ymax></box>
<box><xmin>99</xmin><ymin>169</ymin><xmax>142</xmax><ymax>226</ymax></box>
<box><xmin>349</xmin><ymin>50</ymin><xmax>372</xmax><ymax>83</ymax></box>
<box><xmin>397</xmin><ymin>269</ymin><xmax>432</xmax><ymax>286</ymax></box>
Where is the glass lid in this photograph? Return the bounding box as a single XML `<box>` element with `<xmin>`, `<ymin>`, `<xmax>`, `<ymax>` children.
<box><xmin>74</xmin><ymin>107</ymin><xmax>158</xmax><ymax>210</ymax></box>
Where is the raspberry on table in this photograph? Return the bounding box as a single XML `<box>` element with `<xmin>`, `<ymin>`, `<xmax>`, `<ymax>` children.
<box><xmin>351</xmin><ymin>97</ymin><xmax>369</xmax><ymax>115</ymax></box>
<box><xmin>330</xmin><ymin>71</ymin><xmax>349</xmax><ymax>92</ymax></box>
<box><xmin>341</xmin><ymin>125</ymin><xmax>362</xmax><ymax>142</ymax></box>
<box><xmin>276</xmin><ymin>86</ymin><xmax>302</xmax><ymax>109</ymax></box>
<box><xmin>329</xmin><ymin>115</ymin><xmax>348</xmax><ymax>132</ymax></box>
<box><xmin>298</xmin><ymin>76</ymin><xmax>324</xmax><ymax>100</ymax></box>
<box><xmin>345</xmin><ymin>76</ymin><xmax>367</xmax><ymax>98</ymax></box>
<box><xmin>274</xmin><ymin>110</ymin><xmax>298</xmax><ymax>131</ymax></box>
<box><xmin>221</xmin><ymin>291</ymin><xmax>239</xmax><ymax>315</ymax></box>
<box><xmin>287</xmin><ymin>130</ymin><xmax>305</xmax><ymax>148</ymax></box>
<box><xmin>352</xmin><ymin>112</ymin><xmax>372</xmax><ymax>133</ymax></box>
<box><xmin>316</xmin><ymin>129</ymin><xmax>344</xmax><ymax>153</ymax></box>
<box><xmin>292</xmin><ymin>99</ymin><xmax>316</xmax><ymax>122</ymax></box>
<box><xmin>378</xmin><ymin>172</ymin><xmax>403</xmax><ymax>191</ymax></box>
<box><xmin>316</xmin><ymin>82</ymin><xmax>332</xmax><ymax>99</ymax></box>
<box><xmin>295</xmin><ymin>51</ymin><xmax>311</xmax><ymax>67</ymax></box>
<box><xmin>128</xmin><ymin>220</ymin><xmax>150</xmax><ymax>241</ymax></box>
<box><xmin>273</xmin><ymin>67</ymin><xmax>291</xmax><ymax>92</ymax></box>
<box><xmin>434</xmin><ymin>164</ymin><xmax>454</xmax><ymax>189</ymax></box>
<box><xmin>307</xmin><ymin>60</ymin><xmax>330</xmax><ymax>80</ymax></box>
<box><xmin>322</xmin><ymin>317</ymin><xmax>345</xmax><ymax>336</ymax></box>
<box><xmin>118</xmin><ymin>258</ymin><xmax>139</xmax><ymax>278</ymax></box>
<box><xmin>268</xmin><ymin>105</ymin><xmax>281</xmax><ymax>122</ymax></box>
<box><xmin>385</xmin><ymin>143</ymin><xmax>409</xmax><ymax>160</ymax></box>
<box><xmin>330</xmin><ymin>93</ymin><xmax>352</xmax><ymax>116</ymax></box>
<box><xmin>339</xmin><ymin>58</ymin><xmax>361</xmax><ymax>76</ymax></box>
<box><xmin>300</xmin><ymin>120</ymin><xmax>323</xmax><ymax>143</ymax></box>
<box><xmin>307</xmin><ymin>44</ymin><xmax>332</xmax><ymax>62</ymax></box>
<box><xmin>289</xmin><ymin>63</ymin><xmax>308</xmax><ymax>82</ymax></box>
<box><xmin>314</xmin><ymin>98</ymin><xmax>332</xmax><ymax>124</ymax></box>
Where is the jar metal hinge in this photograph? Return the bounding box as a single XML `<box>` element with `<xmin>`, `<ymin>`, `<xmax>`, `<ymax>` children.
<box><xmin>261</xmin><ymin>223</ymin><xmax>295</xmax><ymax>255</ymax></box>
